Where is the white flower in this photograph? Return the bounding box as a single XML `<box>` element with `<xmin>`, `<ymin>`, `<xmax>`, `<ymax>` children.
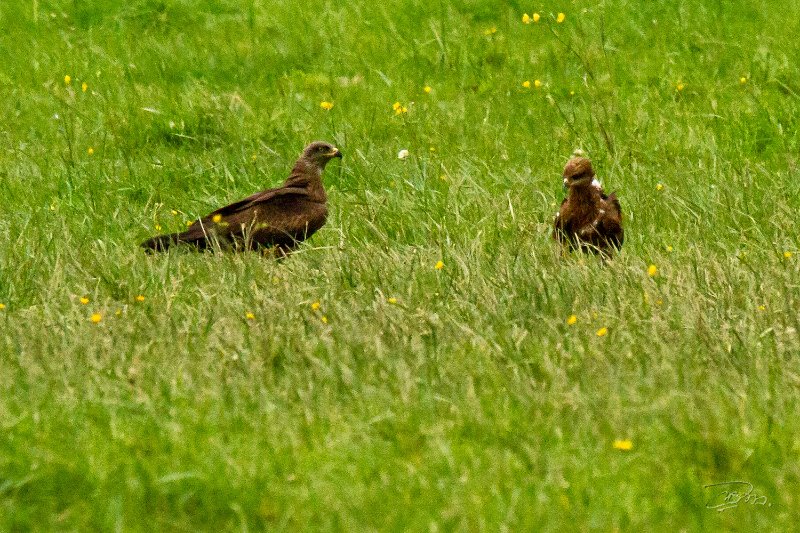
<box><xmin>397</xmin><ymin>149</ymin><xmax>410</xmax><ymax>160</ymax></box>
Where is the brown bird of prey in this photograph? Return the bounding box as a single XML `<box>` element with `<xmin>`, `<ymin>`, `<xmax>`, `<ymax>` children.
<box><xmin>553</xmin><ymin>156</ymin><xmax>623</xmax><ymax>256</ymax></box>
<box><xmin>141</xmin><ymin>141</ymin><xmax>341</xmax><ymax>253</ymax></box>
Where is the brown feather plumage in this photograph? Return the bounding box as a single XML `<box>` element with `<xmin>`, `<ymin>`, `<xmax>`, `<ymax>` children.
<box><xmin>553</xmin><ymin>156</ymin><xmax>624</xmax><ymax>256</ymax></box>
<box><xmin>141</xmin><ymin>141</ymin><xmax>341</xmax><ymax>253</ymax></box>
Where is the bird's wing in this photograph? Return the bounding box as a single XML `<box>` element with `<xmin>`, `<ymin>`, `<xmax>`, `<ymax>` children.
<box><xmin>598</xmin><ymin>193</ymin><xmax>624</xmax><ymax>246</ymax></box>
<box><xmin>553</xmin><ymin>197</ymin><xmax>569</xmax><ymax>241</ymax></box>
<box><xmin>554</xmin><ymin>197</ymin><xmax>568</xmax><ymax>220</ymax></box>
<box><xmin>208</xmin><ymin>186</ymin><xmax>308</xmax><ymax>218</ymax></box>
<box><xmin>181</xmin><ymin>188</ymin><xmax>325</xmax><ymax>245</ymax></box>
<box><xmin>181</xmin><ymin>187</ymin><xmax>304</xmax><ymax>231</ymax></box>
<box><xmin>605</xmin><ymin>192</ymin><xmax>622</xmax><ymax>219</ymax></box>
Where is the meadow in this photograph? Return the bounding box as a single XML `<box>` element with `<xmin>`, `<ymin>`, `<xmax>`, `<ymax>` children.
<box><xmin>1</xmin><ymin>0</ymin><xmax>800</xmax><ymax>530</ymax></box>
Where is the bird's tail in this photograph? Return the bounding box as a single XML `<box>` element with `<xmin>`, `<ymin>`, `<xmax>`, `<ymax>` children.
<box><xmin>140</xmin><ymin>232</ymin><xmax>185</xmax><ymax>252</ymax></box>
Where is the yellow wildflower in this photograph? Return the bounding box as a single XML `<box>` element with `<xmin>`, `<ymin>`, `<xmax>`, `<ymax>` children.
<box><xmin>647</xmin><ymin>264</ymin><xmax>657</xmax><ymax>277</ymax></box>
<box><xmin>484</xmin><ymin>27</ymin><xmax>497</xmax><ymax>35</ymax></box>
<box><xmin>171</xmin><ymin>209</ymin><xmax>178</xmax><ymax>216</ymax></box>
<box><xmin>82</xmin><ymin>82</ymin><xmax>88</xmax><ymax>92</ymax></box>
<box><xmin>559</xmin><ymin>493</ymin><xmax>569</xmax><ymax>509</ymax></box>
<box><xmin>424</xmin><ymin>85</ymin><xmax>432</xmax><ymax>94</ymax></box>
<box><xmin>596</xmin><ymin>327</ymin><xmax>608</xmax><ymax>337</ymax></box>
<box><xmin>666</xmin><ymin>245</ymin><xmax>673</xmax><ymax>252</ymax></box>
<box><xmin>388</xmin><ymin>297</ymin><xmax>398</xmax><ymax>304</ymax></box>
<box><xmin>0</xmin><ymin>303</ymin><xmax>6</xmax><ymax>310</ymax></box>
<box><xmin>212</xmin><ymin>214</ymin><xmax>222</xmax><ymax>223</ymax></box>
<box><xmin>522</xmin><ymin>13</ymin><xmax>531</xmax><ymax>24</ymax></box>
<box><xmin>522</xmin><ymin>80</ymin><xmax>531</xmax><ymax>88</ymax></box>
<box><xmin>80</xmin><ymin>297</ymin><xmax>90</xmax><ymax>305</ymax></box>
<box><xmin>251</xmin><ymin>154</ymin><xmax>257</xmax><ymax>162</ymax></box>
<box><xmin>740</xmin><ymin>77</ymin><xmax>747</xmax><ymax>84</ymax></box>
<box><xmin>135</xmin><ymin>295</ymin><xmax>145</xmax><ymax>302</ymax></box>
<box><xmin>64</xmin><ymin>75</ymin><xmax>71</xmax><ymax>85</ymax></box>
<box><xmin>311</xmin><ymin>301</ymin><xmax>321</xmax><ymax>311</ymax></box>
<box><xmin>319</xmin><ymin>101</ymin><xmax>334</xmax><ymax>110</ymax></box>
<box><xmin>87</xmin><ymin>147</ymin><xmax>94</xmax><ymax>155</ymax></box>
<box><xmin>676</xmin><ymin>82</ymin><xmax>685</xmax><ymax>92</ymax></box>
<box><xmin>784</xmin><ymin>251</ymin><xmax>793</xmax><ymax>259</ymax></box>
<box><xmin>90</xmin><ymin>313</ymin><xmax>102</xmax><ymax>323</ymax></box>
<box><xmin>656</xmin><ymin>183</ymin><xmax>664</xmax><ymax>191</ymax></box>
<box><xmin>435</xmin><ymin>260</ymin><xmax>444</xmax><ymax>270</ymax></box>
<box><xmin>321</xmin><ymin>315</ymin><xmax>328</xmax><ymax>324</ymax></box>
<box><xmin>392</xmin><ymin>101</ymin><xmax>402</xmax><ymax>111</ymax></box>
<box><xmin>613</xmin><ymin>439</ymin><xmax>633</xmax><ymax>451</ymax></box>
<box><xmin>246</xmin><ymin>312</ymin><xmax>255</xmax><ymax>320</ymax></box>
<box><xmin>186</xmin><ymin>220</ymin><xmax>193</xmax><ymax>227</ymax></box>
<box><xmin>532</xmin><ymin>13</ymin><xmax>540</xmax><ymax>22</ymax></box>
<box><xmin>758</xmin><ymin>305</ymin><xmax>766</xmax><ymax>312</ymax></box>
<box><xmin>567</xmin><ymin>314</ymin><xmax>577</xmax><ymax>326</ymax></box>
<box><xmin>154</xmin><ymin>224</ymin><xmax>161</xmax><ymax>231</ymax></box>
<box><xmin>534</xmin><ymin>79</ymin><xmax>542</xmax><ymax>88</ymax></box>
<box><xmin>570</xmin><ymin>90</ymin><xmax>575</xmax><ymax>96</ymax></box>
<box><xmin>556</xmin><ymin>13</ymin><xmax>566</xmax><ymax>23</ymax></box>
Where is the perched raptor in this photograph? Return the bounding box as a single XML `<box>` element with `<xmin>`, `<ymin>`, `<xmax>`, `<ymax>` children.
<box><xmin>141</xmin><ymin>141</ymin><xmax>341</xmax><ymax>253</ymax></box>
<box><xmin>553</xmin><ymin>156</ymin><xmax>624</xmax><ymax>256</ymax></box>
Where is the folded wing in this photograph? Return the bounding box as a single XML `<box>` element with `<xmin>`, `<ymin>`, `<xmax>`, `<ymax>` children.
<box><xmin>175</xmin><ymin>187</ymin><xmax>327</xmax><ymax>250</ymax></box>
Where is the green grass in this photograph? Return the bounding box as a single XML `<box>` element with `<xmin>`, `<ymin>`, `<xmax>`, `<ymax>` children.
<box><xmin>2</xmin><ymin>0</ymin><xmax>800</xmax><ymax>530</ymax></box>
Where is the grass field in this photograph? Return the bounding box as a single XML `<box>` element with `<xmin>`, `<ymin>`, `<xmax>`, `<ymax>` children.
<box><xmin>2</xmin><ymin>0</ymin><xmax>800</xmax><ymax>530</ymax></box>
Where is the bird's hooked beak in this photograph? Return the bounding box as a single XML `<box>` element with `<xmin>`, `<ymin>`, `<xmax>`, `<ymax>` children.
<box><xmin>327</xmin><ymin>148</ymin><xmax>343</xmax><ymax>159</ymax></box>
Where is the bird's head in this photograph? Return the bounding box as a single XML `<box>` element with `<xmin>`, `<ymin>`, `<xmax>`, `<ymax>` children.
<box><xmin>562</xmin><ymin>156</ymin><xmax>595</xmax><ymax>188</ymax></box>
<box><xmin>302</xmin><ymin>141</ymin><xmax>342</xmax><ymax>169</ymax></box>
